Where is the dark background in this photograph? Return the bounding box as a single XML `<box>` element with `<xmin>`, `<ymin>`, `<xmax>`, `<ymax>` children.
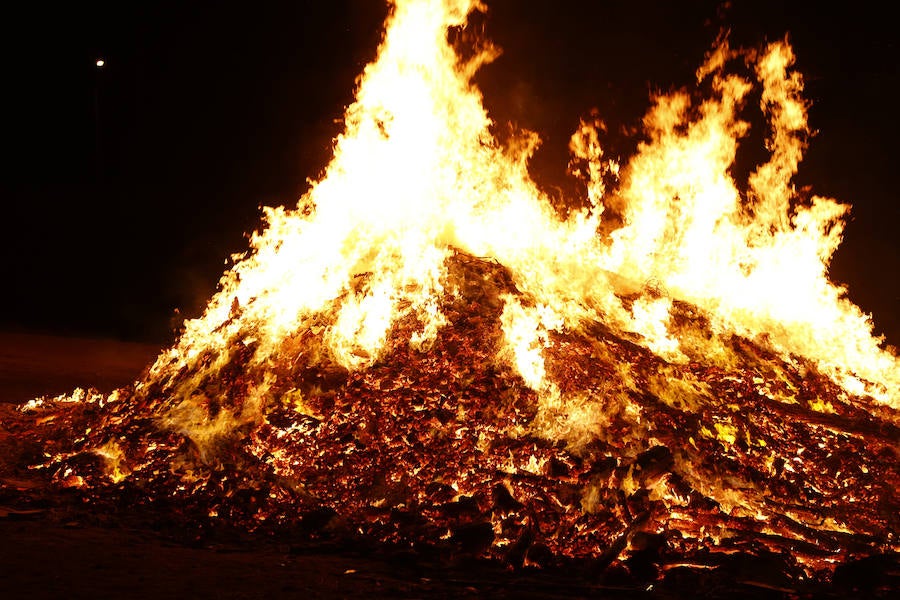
<box><xmin>1</xmin><ymin>1</ymin><xmax>897</xmax><ymax>347</ymax></box>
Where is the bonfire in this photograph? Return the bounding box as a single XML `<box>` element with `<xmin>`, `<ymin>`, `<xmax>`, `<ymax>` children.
<box><xmin>2</xmin><ymin>0</ymin><xmax>897</xmax><ymax>594</ymax></box>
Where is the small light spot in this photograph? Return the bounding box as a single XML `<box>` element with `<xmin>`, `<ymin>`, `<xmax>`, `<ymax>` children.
<box><xmin>96</xmin><ymin>59</ymin><xmax>105</xmax><ymax>68</ymax></box>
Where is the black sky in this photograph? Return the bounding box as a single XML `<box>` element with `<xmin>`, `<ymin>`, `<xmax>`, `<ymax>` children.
<box><xmin>2</xmin><ymin>1</ymin><xmax>897</xmax><ymax>346</ymax></box>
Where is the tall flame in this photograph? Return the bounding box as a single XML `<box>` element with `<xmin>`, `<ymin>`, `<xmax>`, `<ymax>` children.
<box><xmin>146</xmin><ymin>0</ymin><xmax>897</xmax><ymax>447</ymax></box>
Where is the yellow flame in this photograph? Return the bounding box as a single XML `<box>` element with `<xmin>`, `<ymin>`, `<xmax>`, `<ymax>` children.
<box><xmin>143</xmin><ymin>0</ymin><xmax>896</xmax><ymax>446</ymax></box>
<box><xmin>93</xmin><ymin>439</ymin><xmax>130</xmax><ymax>484</ymax></box>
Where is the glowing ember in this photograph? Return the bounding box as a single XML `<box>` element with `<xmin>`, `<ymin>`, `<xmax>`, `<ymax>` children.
<box><xmin>3</xmin><ymin>0</ymin><xmax>897</xmax><ymax>591</ymax></box>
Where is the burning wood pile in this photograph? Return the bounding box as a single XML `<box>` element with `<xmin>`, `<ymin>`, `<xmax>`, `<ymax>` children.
<box><xmin>4</xmin><ymin>250</ymin><xmax>898</xmax><ymax>591</ymax></box>
<box><xmin>2</xmin><ymin>0</ymin><xmax>898</xmax><ymax>594</ymax></box>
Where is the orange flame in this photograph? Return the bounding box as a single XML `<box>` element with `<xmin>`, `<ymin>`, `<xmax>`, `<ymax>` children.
<box><xmin>133</xmin><ymin>0</ymin><xmax>896</xmax><ymax>448</ymax></box>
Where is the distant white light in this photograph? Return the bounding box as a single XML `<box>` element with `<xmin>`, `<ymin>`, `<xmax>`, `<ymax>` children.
<box><xmin>96</xmin><ymin>59</ymin><xmax>105</xmax><ymax>68</ymax></box>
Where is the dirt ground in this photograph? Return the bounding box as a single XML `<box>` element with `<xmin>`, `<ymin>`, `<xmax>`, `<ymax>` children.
<box><xmin>3</xmin><ymin>516</ymin><xmax>625</xmax><ymax>599</ymax></box>
<box><xmin>0</xmin><ymin>332</ymin><xmax>894</xmax><ymax>598</ymax></box>
<box><xmin>0</xmin><ymin>331</ymin><xmax>162</xmax><ymax>404</ymax></box>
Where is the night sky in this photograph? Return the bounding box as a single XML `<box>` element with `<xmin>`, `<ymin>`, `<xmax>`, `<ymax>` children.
<box><xmin>2</xmin><ymin>1</ymin><xmax>897</xmax><ymax>347</ymax></box>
